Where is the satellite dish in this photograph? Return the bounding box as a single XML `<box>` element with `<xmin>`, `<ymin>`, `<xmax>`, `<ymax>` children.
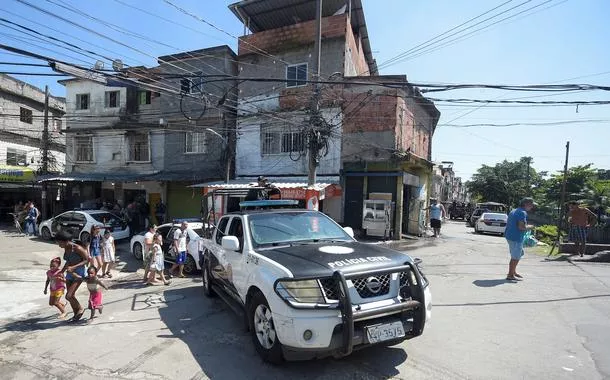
<box><xmin>112</xmin><ymin>59</ymin><xmax>124</xmax><ymax>71</ymax></box>
<box><xmin>94</xmin><ymin>60</ymin><xmax>104</xmax><ymax>70</ymax></box>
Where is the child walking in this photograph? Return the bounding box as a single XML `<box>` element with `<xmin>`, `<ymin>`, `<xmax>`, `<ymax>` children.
<box><xmin>88</xmin><ymin>226</ymin><xmax>104</xmax><ymax>270</ymax></box>
<box><xmin>147</xmin><ymin>233</ymin><xmax>171</xmax><ymax>286</ymax></box>
<box><xmin>44</xmin><ymin>257</ymin><xmax>67</xmax><ymax>319</ymax></box>
<box><xmin>71</xmin><ymin>266</ymin><xmax>109</xmax><ymax>323</ymax></box>
<box><xmin>101</xmin><ymin>230</ymin><xmax>116</xmax><ymax>278</ymax></box>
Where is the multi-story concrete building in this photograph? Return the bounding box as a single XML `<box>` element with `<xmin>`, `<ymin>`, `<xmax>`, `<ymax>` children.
<box><xmin>203</xmin><ymin>0</ymin><xmax>378</xmax><ymax>222</ymax></box>
<box><xmin>52</xmin><ymin>46</ymin><xmax>237</xmax><ymax>221</ymax></box>
<box><xmin>341</xmin><ymin>76</ymin><xmax>439</xmax><ymax>236</ymax></box>
<box><xmin>0</xmin><ymin>74</ymin><xmax>65</xmax><ymax>218</ymax></box>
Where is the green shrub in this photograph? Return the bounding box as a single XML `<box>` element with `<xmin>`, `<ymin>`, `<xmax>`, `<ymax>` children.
<box><xmin>535</xmin><ymin>224</ymin><xmax>558</xmax><ymax>245</ymax></box>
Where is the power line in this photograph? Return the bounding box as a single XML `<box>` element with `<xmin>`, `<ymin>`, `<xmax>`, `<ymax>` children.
<box><xmin>377</xmin><ymin>0</ymin><xmax>560</xmax><ymax>70</ymax></box>
<box><xmin>377</xmin><ymin>0</ymin><xmax>518</xmax><ymax>71</ymax></box>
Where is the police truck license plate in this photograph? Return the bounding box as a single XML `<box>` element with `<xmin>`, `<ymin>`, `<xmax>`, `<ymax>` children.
<box><xmin>366</xmin><ymin>322</ymin><xmax>405</xmax><ymax>344</ymax></box>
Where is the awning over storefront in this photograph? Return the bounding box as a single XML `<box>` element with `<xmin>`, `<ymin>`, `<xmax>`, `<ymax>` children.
<box><xmin>38</xmin><ymin>170</ymin><xmax>215</xmax><ymax>183</ymax></box>
<box><xmin>190</xmin><ymin>176</ymin><xmax>341</xmax><ymax>200</ymax></box>
<box><xmin>0</xmin><ymin>165</ymin><xmax>36</xmax><ymax>183</ymax></box>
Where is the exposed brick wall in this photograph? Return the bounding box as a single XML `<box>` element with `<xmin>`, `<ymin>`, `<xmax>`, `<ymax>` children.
<box><xmin>344</xmin><ymin>23</ymin><xmax>370</xmax><ymax>76</ymax></box>
<box><xmin>278</xmin><ymin>85</ymin><xmax>343</xmax><ymax>111</ymax></box>
<box><xmin>238</xmin><ymin>14</ymin><xmax>348</xmax><ymax>56</ymax></box>
<box><xmin>342</xmin><ymin>89</ymin><xmax>399</xmax><ymax>133</ymax></box>
<box><xmin>342</xmin><ymin>86</ymin><xmax>435</xmax><ymax>161</ymax></box>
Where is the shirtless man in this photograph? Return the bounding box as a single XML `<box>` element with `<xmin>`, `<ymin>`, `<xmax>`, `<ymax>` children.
<box><xmin>567</xmin><ymin>201</ymin><xmax>597</xmax><ymax>257</ymax></box>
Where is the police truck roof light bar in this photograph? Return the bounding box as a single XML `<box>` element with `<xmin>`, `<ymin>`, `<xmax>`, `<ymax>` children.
<box><xmin>239</xmin><ymin>200</ymin><xmax>299</xmax><ymax>209</ymax></box>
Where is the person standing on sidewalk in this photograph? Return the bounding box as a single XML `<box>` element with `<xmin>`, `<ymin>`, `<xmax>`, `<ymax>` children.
<box><xmin>427</xmin><ymin>199</ymin><xmax>446</xmax><ymax>238</ymax></box>
<box><xmin>567</xmin><ymin>201</ymin><xmax>597</xmax><ymax>257</ymax></box>
<box><xmin>25</xmin><ymin>202</ymin><xmax>40</xmax><ymax>236</ymax></box>
<box><xmin>505</xmin><ymin>198</ymin><xmax>536</xmax><ymax>281</ymax></box>
<box><xmin>170</xmin><ymin>221</ymin><xmax>189</xmax><ymax>278</ymax></box>
<box><xmin>155</xmin><ymin>201</ymin><xmax>166</xmax><ymax>225</ymax></box>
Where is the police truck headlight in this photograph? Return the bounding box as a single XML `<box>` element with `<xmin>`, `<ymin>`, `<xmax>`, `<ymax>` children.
<box><xmin>275</xmin><ymin>280</ymin><xmax>325</xmax><ymax>305</ymax></box>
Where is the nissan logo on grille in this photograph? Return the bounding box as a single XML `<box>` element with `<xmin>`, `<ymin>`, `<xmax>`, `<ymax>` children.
<box><xmin>365</xmin><ymin>276</ymin><xmax>382</xmax><ymax>294</ymax></box>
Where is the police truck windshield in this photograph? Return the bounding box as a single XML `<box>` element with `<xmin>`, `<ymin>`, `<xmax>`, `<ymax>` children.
<box><xmin>248</xmin><ymin>211</ymin><xmax>352</xmax><ymax>247</ymax></box>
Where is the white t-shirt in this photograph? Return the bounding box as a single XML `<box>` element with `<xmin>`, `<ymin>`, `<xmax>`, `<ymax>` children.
<box><xmin>144</xmin><ymin>231</ymin><xmax>155</xmax><ymax>252</ymax></box>
<box><xmin>174</xmin><ymin>228</ymin><xmax>188</xmax><ymax>252</ymax></box>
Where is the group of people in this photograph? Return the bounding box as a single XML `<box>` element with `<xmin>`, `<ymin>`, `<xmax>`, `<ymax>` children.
<box><xmin>43</xmin><ymin>228</ymin><xmax>115</xmax><ymax>323</ymax></box>
<box><xmin>88</xmin><ymin>197</ymin><xmax>168</xmax><ymax>236</ymax></box>
<box><xmin>141</xmin><ymin>221</ymin><xmax>190</xmax><ymax>286</ymax></box>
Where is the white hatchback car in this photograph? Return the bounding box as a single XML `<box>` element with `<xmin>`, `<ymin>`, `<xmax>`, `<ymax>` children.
<box><xmin>129</xmin><ymin>221</ymin><xmax>205</xmax><ymax>275</ymax></box>
<box><xmin>39</xmin><ymin>210</ymin><xmax>130</xmax><ymax>243</ymax></box>
<box><xmin>474</xmin><ymin>212</ymin><xmax>508</xmax><ymax>235</ymax></box>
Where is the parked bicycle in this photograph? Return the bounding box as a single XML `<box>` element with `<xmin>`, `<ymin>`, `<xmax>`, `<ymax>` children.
<box><xmin>8</xmin><ymin>212</ymin><xmax>24</xmax><ymax>235</ymax></box>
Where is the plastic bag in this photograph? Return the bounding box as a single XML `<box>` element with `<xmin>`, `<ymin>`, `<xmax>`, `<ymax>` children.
<box><xmin>523</xmin><ymin>230</ymin><xmax>538</xmax><ymax>248</ymax></box>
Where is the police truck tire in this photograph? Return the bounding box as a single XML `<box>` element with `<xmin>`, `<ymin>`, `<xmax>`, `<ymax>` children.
<box><xmin>202</xmin><ymin>257</ymin><xmax>216</xmax><ymax>298</ymax></box>
<box><xmin>248</xmin><ymin>291</ymin><xmax>283</xmax><ymax>364</ymax></box>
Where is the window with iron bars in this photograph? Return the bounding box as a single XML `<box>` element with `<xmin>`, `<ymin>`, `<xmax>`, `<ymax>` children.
<box><xmin>74</xmin><ymin>136</ymin><xmax>94</xmax><ymax>162</ymax></box>
<box><xmin>185</xmin><ymin>132</ymin><xmax>207</xmax><ymax>154</ymax></box>
<box><xmin>127</xmin><ymin>132</ymin><xmax>150</xmax><ymax>162</ymax></box>
<box><xmin>260</xmin><ymin>125</ymin><xmax>305</xmax><ymax>155</ymax></box>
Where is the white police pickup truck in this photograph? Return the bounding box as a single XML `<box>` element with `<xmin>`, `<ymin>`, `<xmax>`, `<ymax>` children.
<box><xmin>199</xmin><ymin>200</ymin><xmax>431</xmax><ymax>363</ymax></box>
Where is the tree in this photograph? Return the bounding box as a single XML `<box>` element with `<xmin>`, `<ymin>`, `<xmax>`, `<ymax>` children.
<box><xmin>466</xmin><ymin>157</ymin><xmax>539</xmax><ymax>207</ymax></box>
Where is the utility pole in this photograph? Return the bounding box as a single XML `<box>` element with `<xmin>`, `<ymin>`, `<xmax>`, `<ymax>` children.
<box><xmin>41</xmin><ymin>85</ymin><xmax>50</xmax><ymax>220</ymax></box>
<box><xmin>550</xmin><ymin>141</ymin><xmax>570</xmax><ymax>256</ymax></box>
<box><xmin>308</xmin><ymin>0</ymin><xmax>322</xmax><ymax>187</ymax></box>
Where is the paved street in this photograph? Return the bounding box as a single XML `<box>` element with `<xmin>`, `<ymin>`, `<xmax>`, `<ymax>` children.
<box><xmin>1</xmin><ymin>222</ymin><xmax>609</xmax><ymax>380</ymax></box>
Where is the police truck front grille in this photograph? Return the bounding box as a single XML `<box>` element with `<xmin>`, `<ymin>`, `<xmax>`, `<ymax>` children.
<box><xmin>399</xmin><ymin>271</ymin><xmax>411</xmax><ymax>287</ymax></box>
<box><xmin>319</xmin><ymin>279</ymin><xmax>339</xmax><ymax>300</ymax></box>
<box><xmin>352</xmin><ymin>274</ymin><xmax>391</xmax><ymax>298</ymax></box>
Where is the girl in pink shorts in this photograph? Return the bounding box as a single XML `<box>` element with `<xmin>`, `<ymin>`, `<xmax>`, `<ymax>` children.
<box><xmin>44</xmin><ymin>257</ymin><xmax>67</xmax><ymax>319</ymax></box>
<box><xmin>71</xmin><ymin>266</ymin><xmax>109</xmax><ymax>323</ymax></box>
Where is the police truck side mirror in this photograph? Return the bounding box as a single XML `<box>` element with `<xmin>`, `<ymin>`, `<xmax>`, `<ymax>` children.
<box><xmin>343</xmin><ymin>226</ymin><xmax>355</xmax><ymax>238</ymax></box>
<box><xmin>221</xmin><ymin>236</ymin><xmax>240</xmax><ymax>252</ymax></box>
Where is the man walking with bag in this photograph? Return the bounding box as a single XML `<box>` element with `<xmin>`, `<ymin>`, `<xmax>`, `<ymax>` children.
<box><xmin>504</xmin><ymin>198</ymin><xmax>536</xmax><ymax>281</ymax></box>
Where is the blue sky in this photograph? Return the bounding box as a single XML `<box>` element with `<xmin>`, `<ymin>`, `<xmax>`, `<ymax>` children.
<box><xmin>2</xmin><ymin>0</ymin><xmax>609</xmax><ymax>180</ymax></box>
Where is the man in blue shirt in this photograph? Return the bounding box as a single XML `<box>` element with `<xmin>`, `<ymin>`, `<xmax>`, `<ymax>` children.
<box><xmin>505</xmin><ymin>198</ymin><xmax>535</xmax><ymax>281</ymax></box>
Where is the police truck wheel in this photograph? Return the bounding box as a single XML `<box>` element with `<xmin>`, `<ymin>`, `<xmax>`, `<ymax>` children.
<box><xmin>248</xmin><ymin>291</ymin><xmax>283</xmax><ymax>364</ymax></box>
<box><xmin>202</xmin><ymin>257</ymin><xmax>216</xmax><ymax>297</ymax></box>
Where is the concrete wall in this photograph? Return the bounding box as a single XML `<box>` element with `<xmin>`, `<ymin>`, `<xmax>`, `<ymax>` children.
<box><xmin>235</xmin><ymin>108</ymin><xmax>341</xmax><ymax>177</ymax></box>
<box><xmin>0</xmin><ymin>75</ymin><xmax>66</xmax><ymax>172</ymax></box>
<box><xmin>0</xmin><ymin>137</ymin><xmax>65</xmax><ymax>172</ymax></box>
<box><xmin>66</xmin><ymin>130</ymin><xmax>164</xmax><ymax>174</ymax></box>
<box><xmin>156</xmin><ymin>47</ymin><xmax>238</xmax><ymax>179</ymax></box>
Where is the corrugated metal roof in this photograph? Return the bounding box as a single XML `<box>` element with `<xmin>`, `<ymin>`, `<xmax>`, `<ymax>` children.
<box><xmin>229</xmin><ymin>0</ymin><xmax>377</xmax><ymax>74</ymax></box>
<box><xmin>190</xmin><ymin>175</ymin><xmax>339</xmax><ymax>190</ymax></box>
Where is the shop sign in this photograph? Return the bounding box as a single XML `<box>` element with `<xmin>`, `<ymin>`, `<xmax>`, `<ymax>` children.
<box><xmin>280</xmin><ymin>187</ymin><xmax>307</xmax><ymax>200</ymax></box>
<box><xmin>0</xmin><ymin>165</ymin><xmax>35</xmax><ymax>183</ymax></box>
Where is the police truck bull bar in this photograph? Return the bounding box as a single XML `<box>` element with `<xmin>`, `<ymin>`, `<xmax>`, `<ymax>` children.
<box><xmin>332</xmin><ymin>263</ymin><xmax>426</xmax><ymax>357</ymax></box>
